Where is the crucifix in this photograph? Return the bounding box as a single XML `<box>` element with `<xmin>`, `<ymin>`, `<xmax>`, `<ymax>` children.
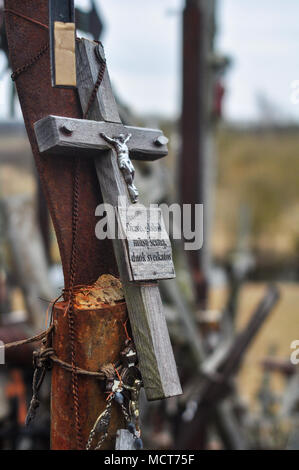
<box><xmin>35</xmin><ymin>37</ymin><xmax>182</xmax><ymax>403</ymax></box>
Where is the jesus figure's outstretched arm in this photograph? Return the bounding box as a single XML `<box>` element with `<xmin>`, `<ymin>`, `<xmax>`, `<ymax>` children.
<box><xmin>124</xmin><ymin>133</ymin><xmax>132</xmax><ymax>144</ymax></box>
<box><xmin>100</xmin><ymin>133</ymin><xmax>115</xmax><ymax>145</ymax></box>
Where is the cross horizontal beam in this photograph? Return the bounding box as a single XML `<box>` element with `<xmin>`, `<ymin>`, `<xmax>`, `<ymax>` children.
<box><xmin>34</xmin><ymin>116</ymin><xmax>168</xmax><ymax>161</ymax></box>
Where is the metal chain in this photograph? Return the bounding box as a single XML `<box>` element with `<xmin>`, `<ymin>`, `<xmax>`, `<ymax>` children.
<box><xmin>4</xmin><ymin>9</ymin><xmax>49</xmax><ymax>82</ymax></box>
<box><xmin>120</xmin><ymin>403</ymin><xmax>131</xmax><ymax>424</ymax></box>
<box><xmin>83</xmin><ymin>52</ymin><xmax>106</xmax><ymax>119</ymax></box>
<box><xmin>67</xmin><ymin>155</ymin><xmax>84</xmax><ymax>449</ymax></box>
<box><xmin>86</xmin><ymin>396</ymin><xmax>113</xmax><ymax>450</ymax></box>
<box><xmin>94</xmin><ymin>432</ymin><xmax>109</xmax><ymax>451</ymax></box>
<box><xmin>11</xmin><ymin>43</ymin><xmax>49</xmax><ymax>81</ymax></box>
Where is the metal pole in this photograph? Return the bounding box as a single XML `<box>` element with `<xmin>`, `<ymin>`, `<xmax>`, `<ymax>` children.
<box><xmin>180</xmin><ymin>0</ymin><xmax>217</xmax><ymax>308</ymax></box>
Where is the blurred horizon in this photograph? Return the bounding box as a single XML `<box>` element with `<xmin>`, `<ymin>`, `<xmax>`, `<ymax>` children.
<box><xmin>1</xmin><ymin>0</ymin><xmax>299</xmax><ymax>124</ymax></box>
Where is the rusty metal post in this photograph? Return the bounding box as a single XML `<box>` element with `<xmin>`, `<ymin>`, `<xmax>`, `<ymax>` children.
<box><xmin>180</xmin><ymin>0</ymin><xmax>216</xmax><ymax>308</ymax></box>
<box><xmin>51</xmin><ymin>301</ymin><xmax>128</xmax><ymax>450</ymax></box>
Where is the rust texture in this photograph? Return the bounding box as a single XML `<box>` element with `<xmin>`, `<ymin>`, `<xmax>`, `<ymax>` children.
<box><xmin>51</xmin><ymin>301</ymin><xmax>128</xmax><ymax>450</ymax></box>
<box><xmin>4</xmin><ymin>0</ymin><xmax>118</xmax><ymax>288</ymax></box>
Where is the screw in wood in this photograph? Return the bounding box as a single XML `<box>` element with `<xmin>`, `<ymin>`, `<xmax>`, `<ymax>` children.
<box><xmin>60</xmin><ymin>125</ymin><xmax>73</xmax><ymax>136</ymax></box>
<box><xmin>154</xmin><ymin>135</ymin><xmax>169</xmax><ymax>146</ymax></box>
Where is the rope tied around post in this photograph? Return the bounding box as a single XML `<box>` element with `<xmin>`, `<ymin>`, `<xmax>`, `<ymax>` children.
<box><xmin>1</xmin><ymin>330</ymin><xmax>113</xmax><ymax>381</ymax></box>
<box><xmin>0</xmin><ymin>323</ymin><xmax>128</xmax><ymax>427</ymax></box>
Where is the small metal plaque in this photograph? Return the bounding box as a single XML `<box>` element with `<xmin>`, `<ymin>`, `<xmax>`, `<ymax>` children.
<box><xmin>118</xmin><ymin>206</ymin><xmax>175</xmax><ymax>281</ymax></box>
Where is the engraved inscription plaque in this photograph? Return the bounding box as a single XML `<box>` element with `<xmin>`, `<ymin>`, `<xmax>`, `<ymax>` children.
<box><xmin>118</xmin><ymin>206</ymin><xmax>176</xmax><ymax>282</ymax></box>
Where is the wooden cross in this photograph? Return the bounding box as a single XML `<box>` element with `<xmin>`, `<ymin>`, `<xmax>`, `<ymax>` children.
<box><xmin>34</xmin><ymin>38</ymin><xmax>182</xmax><ymax>401</ymax></box>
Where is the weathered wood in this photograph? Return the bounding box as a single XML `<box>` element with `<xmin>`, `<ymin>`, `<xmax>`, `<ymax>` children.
<box><xmin>94</xmin><ymin>149</ymin><xmax>181</xmax><ymax>400</ymax></box>
<box><xmin>34</xmin><ymin>115</ymin><xmax>168</xmax><ymax>161</ymax></box>
<box><xmin>115</xmin><ymin>430</ymin><xmax>136</xmax><ymax>450</ymax></box>
<box><xmin>76</xmin><ymin>39</ymin><xmax>121</xmax><ymax>123</ymax></box>
<box><xmin>75</xmin><ymin>38</ymin><xmax>182</xmax><ymax>401</ymax></box>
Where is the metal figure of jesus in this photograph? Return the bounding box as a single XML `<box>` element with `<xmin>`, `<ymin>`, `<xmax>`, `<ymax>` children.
<box><xmin>100</xmin><ymin>132</ymin><xmax>138</xmax><ymax>203</ymax></box>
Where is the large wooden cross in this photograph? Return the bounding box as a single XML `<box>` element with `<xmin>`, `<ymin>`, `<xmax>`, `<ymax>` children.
<box><xmin>34</xmin><ymin>38</ymin><xmax>182</xmax><ymax>401</ymax></box>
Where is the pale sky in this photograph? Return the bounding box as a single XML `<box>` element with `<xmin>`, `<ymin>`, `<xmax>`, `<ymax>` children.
<box><xmin>0</xmin><ymin>0</ymin><xmax>299</xmax><ymax>122</ymax></box>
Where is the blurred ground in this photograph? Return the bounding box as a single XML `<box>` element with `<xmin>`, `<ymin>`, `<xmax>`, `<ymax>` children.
<box><xmin>210</xmin><ymin>125</ymin><xmax>299</xmax><ymax>411</ymax></box>
<box><xmin>213</xmin><ymin>126</ymin><xmax>299</xmax><ymax>258</ymax></box>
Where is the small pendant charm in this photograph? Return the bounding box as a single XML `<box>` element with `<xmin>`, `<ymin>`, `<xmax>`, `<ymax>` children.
<box><xmin>87</xmin><ymin>342</ymin><xmax>143</xmax><ymax>450</ymax></box>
